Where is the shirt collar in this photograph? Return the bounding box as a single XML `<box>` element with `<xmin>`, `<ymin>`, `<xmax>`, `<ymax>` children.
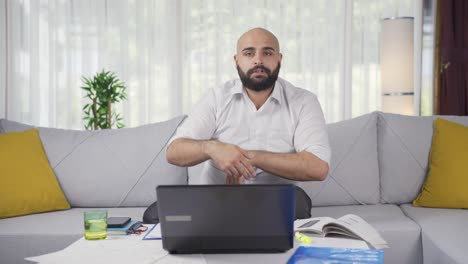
<box><xmin>231</xmin><ymin>78</ymin><xmax>283</xmax><ymax>105</ymax></box>
<box><xmin>269</xmin><ymin>79</ymin><xmax>283</xmax><ymax>105</ymax></box>
<box><xmin>230</xmin><ymin>80</ymin><xmax>244</xmax><ymax>96</ymax></box>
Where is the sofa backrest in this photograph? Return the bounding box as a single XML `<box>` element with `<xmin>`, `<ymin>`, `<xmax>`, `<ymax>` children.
<box><xmin>298</xmin><ymin>112</ymin><xmax>380</xmax><ymax>206</ymax></box>
<box><xmin>6</xmin><ymin>111</ymin><xmax>466</xmax><ymax>208</ymax></box>
<box><xmin>0</xmin><ymin>116</ymin><xmax>188</xmax><ymax>207</ymax></box>
<box><xmin>377</xmin><ymin>112</ymin><xmax>468</xmax><ymax>204</ymax></box>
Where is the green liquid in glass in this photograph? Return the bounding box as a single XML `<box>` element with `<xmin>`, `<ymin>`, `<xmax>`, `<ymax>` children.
<box><xmin>84</xmin><ymin>219</ymin><xmax>107</xmax><ymax>240</ymax></box>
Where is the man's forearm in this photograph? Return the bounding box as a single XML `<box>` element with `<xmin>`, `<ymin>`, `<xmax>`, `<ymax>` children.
<box><xmin>249</xmin><ymin>151</ymin><xmax>329</xmax><ymax>181</ymax></box>
<box><xmin>167</xmin><ymin>139</ymin><xmax>256</xmax><ymax>179</ymax></box>
<box><xmin>166</xmin><ymin>138</ymin><xmax>212</xmax><ymax>167</ymax></box>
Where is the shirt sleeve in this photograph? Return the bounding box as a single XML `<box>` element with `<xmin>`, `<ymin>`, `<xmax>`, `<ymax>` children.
<box><xmin>294</xmin><ymin>93</ymin><xmax>331</xmax><ymax>165</ymax></box>
<box><xmin>168</xmin><ymin>89</ymin><xmax>217</xmax><ymax>145</ymax></box>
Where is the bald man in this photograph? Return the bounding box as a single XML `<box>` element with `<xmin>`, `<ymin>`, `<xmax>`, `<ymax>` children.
<box><xmin>167</xmin><ymin>28</ymin><xmax>330</xmax><ymax>185</ymax></box>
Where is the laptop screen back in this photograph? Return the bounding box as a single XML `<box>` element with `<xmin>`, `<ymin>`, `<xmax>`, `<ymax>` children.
<box><xmin>156</xmin><ymin>184</ymin><xmax>295</xmax><ymax>253</ymax></box>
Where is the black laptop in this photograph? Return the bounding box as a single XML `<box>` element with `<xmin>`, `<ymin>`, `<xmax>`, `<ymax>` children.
<box><xmin>156</xmin><ymin>184</ymin><xmax>295</xmax><ymax>254</ymax></box>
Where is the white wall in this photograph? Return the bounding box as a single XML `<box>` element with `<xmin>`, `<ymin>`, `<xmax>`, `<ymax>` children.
<box><xmin>0</xmin><ymin>0</ymin><xmax>6</xmax><ymax>119</ymax></box>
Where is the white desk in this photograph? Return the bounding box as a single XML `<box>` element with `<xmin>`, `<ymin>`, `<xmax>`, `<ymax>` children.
<box><xmin>26</xmin><ymin>226</ymin><xmax>368</xmax><ymax>264</ymax></box>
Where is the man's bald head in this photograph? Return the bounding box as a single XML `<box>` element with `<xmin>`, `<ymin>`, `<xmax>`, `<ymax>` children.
<box><xmin>236</xmin><ymin>27</ymin><xmax>280</xmax><ymax>54</ymax></box>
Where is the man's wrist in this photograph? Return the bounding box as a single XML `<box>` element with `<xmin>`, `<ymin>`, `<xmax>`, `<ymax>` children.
<box><xmin>201</xmin><ymin>140</ymin><xmax>217</xmax><ymax>159</ymax></box>
<box><xmin>247</xmin><ymin>150</ymin><xmax>261</xmax><ymax>167</ymax></box>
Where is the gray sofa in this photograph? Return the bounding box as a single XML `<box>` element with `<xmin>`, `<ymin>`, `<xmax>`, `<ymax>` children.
<box><xmin>0</xmin><ymin>112</ymin><xmax>467</xmax><ymax>264</ymax></box>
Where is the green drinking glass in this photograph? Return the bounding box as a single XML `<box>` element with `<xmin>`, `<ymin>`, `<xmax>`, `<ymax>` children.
<box><xmin>84</xmin><ymin>210</ymin><xmax>107</xmax><ymax>240</ymax></box>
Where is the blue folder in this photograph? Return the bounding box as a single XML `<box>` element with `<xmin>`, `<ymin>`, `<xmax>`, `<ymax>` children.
<box><xmin>288</xmin><ymin>246</ymin><xmax>384</xmax><ymax>264</ymax></box>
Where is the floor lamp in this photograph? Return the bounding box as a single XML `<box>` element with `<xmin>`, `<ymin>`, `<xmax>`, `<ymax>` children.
<box><xmin>380</xmin><ymin>17</ymin><xmax>415</xmax><ymax>115</ymax></box>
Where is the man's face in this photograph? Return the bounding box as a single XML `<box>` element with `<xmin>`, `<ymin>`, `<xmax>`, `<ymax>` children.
<box><xmin>234</xmin><ymin>30</ymin><xmax>282</xmax><ymax>92</ymax></box>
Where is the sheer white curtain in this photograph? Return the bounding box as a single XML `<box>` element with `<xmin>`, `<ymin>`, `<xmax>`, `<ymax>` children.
<box><xmin>1</xmin><ymin>0</ymin><xmax>416</xmax><ymax>129</ymax></box>
<box><xmin>0</xmin><ymin>0</ymin><xmax>5</xmax><ymax>119</ymax></box>
<box><xmin>352</xmin><ymin>0</ymin><xmax>414</xmax><ymax>117</ymax></box>
<box><xmin>4</xmin><ymin>0</ymin><xmax>180</xmax><ymax>128</ymax></box>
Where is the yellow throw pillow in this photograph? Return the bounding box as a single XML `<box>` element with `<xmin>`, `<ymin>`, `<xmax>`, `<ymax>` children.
<box><xmin>0</xmin><ymin>129</ymin><xmax>70</xmax><ymax>218</ymax></box>
<box><xmin>413</xmin><ymin>118</ymin><xmax>468</xmax><ymax>208</ymax></box>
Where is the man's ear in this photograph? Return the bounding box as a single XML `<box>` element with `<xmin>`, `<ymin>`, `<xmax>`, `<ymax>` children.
<box><xmin>233</xmin><ymin>55</ymin><xmax>239</xmax><ymax>68</ymax></box>
<box><xmin>279</xmin><ymin>52</ymin><xmax>283</xmax><ymax>62</ymax></box>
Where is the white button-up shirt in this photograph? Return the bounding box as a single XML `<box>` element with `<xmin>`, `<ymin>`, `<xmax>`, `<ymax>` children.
<box><xmin>170</xmin><ymin>77</ymin><xmax>331</xmax><ymax>184</ymax></box>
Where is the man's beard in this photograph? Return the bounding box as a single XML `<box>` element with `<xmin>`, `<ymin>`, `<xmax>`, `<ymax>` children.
<box><xmin>237</xmin><ymin>62</ymin><xmax>281</xmax><ymax>92</ymax></box>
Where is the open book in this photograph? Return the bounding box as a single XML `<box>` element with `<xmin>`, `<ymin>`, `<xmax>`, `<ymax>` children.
<box><xmin>294</xmin><ymin>214</ymin><xmax>388</xmax><ymax>249</ymax></box>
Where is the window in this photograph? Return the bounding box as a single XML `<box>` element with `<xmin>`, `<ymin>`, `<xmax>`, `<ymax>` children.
<box><xmin>1</xmin><ymin>0</ymin><xmax>425</xmax><ymax>128</ymax></box>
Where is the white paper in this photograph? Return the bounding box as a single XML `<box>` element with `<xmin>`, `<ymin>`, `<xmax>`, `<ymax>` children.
<box><xmin>27</xmin><ymin>240</ymin><xmax>168</xmax><ymax>264</ymax></box>
<box><xmin>152</xmin><ymin>254</ymin><xmax>207</xmax><ymax>264</ymax></box>
<box><xmin>25</xmin><ymin>250</ymin><xmax>69</xmax><ymax>264</ymax></box>
<box><xmin>25</xmin><ymin>226</ymin><xmax>172</xmax><ymax>264</ymax></box>
<box><xmin>144</xmin><ymin>224</ymin><xmax>162</xmax><ymax>239</ymax></box>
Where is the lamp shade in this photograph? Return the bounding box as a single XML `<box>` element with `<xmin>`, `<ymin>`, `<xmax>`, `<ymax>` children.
<box><xmin>380</xmin><ymin>17</ymin><xmax>414</xmax><ymax>115</ymax></box>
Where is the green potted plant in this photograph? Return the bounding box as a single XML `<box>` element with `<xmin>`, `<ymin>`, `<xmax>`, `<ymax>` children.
<box><xmin>81</xmin><ymin>69</ymin><xmax>128</xmax><ymax>130</ymax></box>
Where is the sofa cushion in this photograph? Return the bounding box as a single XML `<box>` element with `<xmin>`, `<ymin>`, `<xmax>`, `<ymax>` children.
<box><xmin>0</xmin><ymin>129</ymin><xmax>70</xmax><ymax>219</ymax></box>
<box><xmin>413</xmin><ymin>118</ymin><xmax>468</xmax><ymax>208</ymax></box>
<box><xmin>378</xmin><ymin>112</ymin><xmax>468</xmax><ymax>204</ymax></box>
<box><xmin>311</xmin><ymin>204</ymin><xmax>422</xmax><ymax>264</ymax></box>
<box><xmin>298</xmin><ymin>112</ymin><xmax>380</xmax><ymax>206</ymax></box>
<box><xmin>0</xmin><ymin>207</ymin><xmax>147</xmax><ymax>264</ymax></box>
<box><xmin>0</xmin><ymin>116</ymin><xmax>187</xmax><ymax>207</ymax></box>
<box><xmin>400</xmin><ymin>204</ymin><xmax>468</xmax><ymax>264</ymax></box>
